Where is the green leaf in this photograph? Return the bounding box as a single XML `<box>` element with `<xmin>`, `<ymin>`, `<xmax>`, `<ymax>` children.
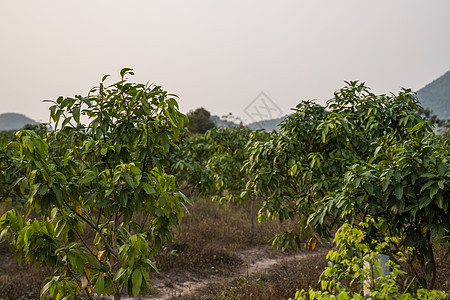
<box><xmin>40</xmin><ymin>278</ymin><xmax>53</xmax><ymax>298</ymax></box>
<box><xmin>152</xmin><ymin>157</ymin><xmax>162</xmax><ymax>174</ymax></box>
<box><xmin>130</xmin><ymin>166</ymin><xmax>141</xmax><ymax>175</ymax></box>
<box><xmin>429</xmin><ymin>186</ymin><xmax>439</xmax><ymax>199</ymax></box>
<box><xmin>419</xmin><ymin>198</ymin><xmax>432</xmax><ymax>209</ymax></box>
<box><xmin>144</xmin><ymin>259</ymin><xmax>159</xmax><ymax>273</ymax></box>
<box><xmin>142</xmin><ymin>182</ymin><xmax>156</xmax><ymax>195</ymax></box>
<box><xmin>96</xmin><ymin>276</ymin><xmax>105</xmax><ymax>296</ymax></box>
<box><xmin>420</xmin><ymin>180</ymin><xmax>436</xmax><ymax>194</ymax></box>
<box><xmin>73</xmin><ymin>106</ymin><xmax>80</xmax><ymax>124</ymax></box>
<box><xmin>51</xmin><ymin>185</ymin><xmax>63</xmax><ymax>207</ymax></box>
<box><xmin>363</xmin><ymin>182</ymin><xmax>373</xmax><ymax>195</ymax></box>
<box><xmin>120</xmin><ymin>190</ymin><xmax>129</xmax><ymax>207</ymax></box>
<box><xmin>394</xmin><ymin>183</ymin><xmax>403</xmax><ymax>200</ymax></box>
<box><xmin>131</xmin><ymin>269</ymin><xmax>142</xmax><ymax>297</ymax></box>
<box><xmin>394</xmin><ymin>170</ymin><xmax>402</xmax><ymax>183</ymax></box>
<box><xmin>120</xmin><ymin>68</ymin><xmax>134</xmax><ymax>78</ymax></box>
<box><xmin>0</xmin><ymin>228</ymin><xmax>8</xmax><ymax>242</ymax></box>
<box><xmin>142</xmin><ymin>270</ymin><xmax>156</xmax><ymax>293</ymax></box>
<box><xmin>411</xmin><ymin>121</ymin><xmax>425</xmax><ymax>132</ymax></box>
<box><xmin>353</xmin><ymin>177</ymin><xmax>361</xmax><ymax>188</ymax></box>
<box><xmin>124</xmin><ymin>173</ymin><xmax>135</xmax><ymax>189</ymax></box>
<box><xmin>437</xmin><ymin>162</ymin><xmax>445</xmax><ymax>176</ymax></box>
<box><xmin>382</xmin><ymin>178</ymin><xmax>390</xmax><ymax>192</ymax></box>
<box><xmin>420</xmin><ymin>173</ymin><xmax>436</xmax><ymax>178</ymax></box>
<box><xmin>80</xmin><ymin>171</ymin><xmax>96</xmax><ymax>184</ymax></box>
<box><xmin>113</xmin><ymin>268</ymin><xmax>126</xmax><ymax>281</ymax></box>
<box><xmin>436</xmin><ymin>195</ymin><xmax>444</xmax><ymax>209</ymax></box>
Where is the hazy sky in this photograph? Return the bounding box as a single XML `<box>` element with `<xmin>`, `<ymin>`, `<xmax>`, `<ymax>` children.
<box><xmin>1</xmin><ymin>1</ymin><xmax>450</xmax><ymax>124</ymax></box>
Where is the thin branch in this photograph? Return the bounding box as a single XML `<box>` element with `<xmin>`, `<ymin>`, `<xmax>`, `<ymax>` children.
<box><xmin>72</xmin><ymin>228</ymin><xmax>102</xmax><ymax>265</ymax></box>
<box><xmin>62</xmin><ymin>198</ymin><xmax>119</xmax><ymax>258</ymax></box>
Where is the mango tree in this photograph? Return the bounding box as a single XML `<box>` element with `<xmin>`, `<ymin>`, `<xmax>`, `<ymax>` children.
<box><xmin>169</xmin><ymin>126</ymin><xmax>267</xmax><ymax>203</ymax></box>
<box><xmin>167</xmin><ymin>131</ymin><xmax>216</xmax><ymax>196</ymax></box>
<box><xmin>244</xmin><ymin>81</ymin><xmax>449</xmax><ymax>289</ymax></box>
<box><xmin>243</xmin><ymin>82</ymin><xmax>423</xmax><ymax>244</ymax></box>
<box><xmin>312</xmin><ymin>128</ymin><xmax>449</xmax><ymax>289</ymax></box>
<box><xmin>169</xmin><ymin>126</ymin><xmax>269</xmax><ymax>234</ymax></box>
<box><xmin>0</xmin><ymin>68</ymin><xmax>189</xmax><ymax>299</ymax></box>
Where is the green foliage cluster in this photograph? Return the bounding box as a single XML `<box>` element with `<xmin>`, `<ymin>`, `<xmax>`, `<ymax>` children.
<box><xmin>169</xmin><ymin>126</ymin><xmax>268</xmax><ymax>203</ymax></box>
<box><xmin>242</xmin><ymin>81</ymin><xmax>448</xmax><ymax>289</ymax></box>
<box><xmin>0</xmin><ymin>69</ymin><xmax>189</xmax><ymax>299</ymax></box>
<box><xmin>0</xmin><ymin>124</ymin><xmax>47</xmax><ymax>203</ymax></box>
<box><xmin>291</xmin><ymin>220</ymin><xmax>448</xmax><ymax>299</ymax></box>
<box><xmin>313</xmin><ymin>128</ymin><xmax>449</xmax><ymax>288</ymax></box>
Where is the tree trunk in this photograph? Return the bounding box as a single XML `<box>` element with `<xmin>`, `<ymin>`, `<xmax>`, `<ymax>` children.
<box><xmin>309</xmin><ymin>224</ymin><xmax>331</xmax><ymax>249</ymax></box>
<box><xmin>428</xmin><ymin>240</ymin><xmax>436</xmax><ymax>289</ymax></box>
<box><xmin>114</xmin><ymin>290</ymin><xmax>121</xmax><ymax>300</ymax></box>
<box><xmin>251</xmin><ymin>197</ymin><xmax>255</xmax><ymax>236</ymax></box>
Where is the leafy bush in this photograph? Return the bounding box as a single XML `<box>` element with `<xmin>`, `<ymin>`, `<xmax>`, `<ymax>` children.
<box><xmin>291</xmin><ymin>220</ymin><xmax>448</xmax><ymax>300</ymax></box>
<box><xmin>312</xmin><ymin>129</ymin><xmax>449</xmax><ymax>288</ymax></box>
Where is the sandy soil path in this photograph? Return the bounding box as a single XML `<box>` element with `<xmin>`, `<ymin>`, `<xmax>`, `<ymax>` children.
<box><xmin>127</xmin><ymin>246</ymin><xmax>328</xmax><ymax>300</ymax></box>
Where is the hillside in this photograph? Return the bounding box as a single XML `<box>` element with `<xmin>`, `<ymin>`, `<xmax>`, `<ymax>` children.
<box><xmin>247</xmin><ymin>115</ymin><xmax>287</xmax><ymax>131</ymax></box>
<box><xmin>0</xmin><ymin>113</ymin><xmax>38</xmax><ymax>131</ymax></box>
<box><xmin>416</xmin><ymin>69</ymin><xmax>450</xmax><ymax>122</ymax></box>
<box><xmin>211</xmin><ymin>115</ymin><xmax>288</xmax><ymax>132</ymax></box>
<box><xmin>210</xmin><ymin>115</ymin><xmax>240</xmax><ymax>129</ymax></box>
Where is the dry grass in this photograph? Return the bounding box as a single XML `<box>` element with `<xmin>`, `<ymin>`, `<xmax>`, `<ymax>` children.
<box><xmin>154</xmin><ymin>196</ymin><xmax>300</xmax><ymax>276</ymax></box>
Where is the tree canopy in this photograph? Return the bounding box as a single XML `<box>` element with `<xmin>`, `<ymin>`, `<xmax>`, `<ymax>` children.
<box><xmin>186</xmin><ymin>107</ymin><xmax>216</xmax><ymax>134</ymax></box>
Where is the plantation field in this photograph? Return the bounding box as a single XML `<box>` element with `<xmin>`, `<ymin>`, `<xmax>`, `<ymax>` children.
<box><xmin>0</xmin><ymin>70</ymin><xmax>448</xmax><ymax>299</ymax></box>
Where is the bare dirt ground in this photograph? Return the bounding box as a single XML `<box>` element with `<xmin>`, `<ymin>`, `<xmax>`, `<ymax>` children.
<box><xmin>138</xmin><ymin>246</ymin><xmax>328</xmax><ymax>300</ymax></box>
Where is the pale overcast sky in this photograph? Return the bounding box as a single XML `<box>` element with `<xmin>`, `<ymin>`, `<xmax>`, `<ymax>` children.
<box><xmin>1</xmin><ymin>1</ymin><xmax>450</xmax><ymax>124</ymax></box>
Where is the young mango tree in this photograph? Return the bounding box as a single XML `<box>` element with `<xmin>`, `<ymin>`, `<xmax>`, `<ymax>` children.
<box><xmin>168</xmin><ymin>126</ymin><xmax>269</xmax><ymax>235</ymax></box>
<box><xmin>244</xmin><ymin>81</ymin><xmax>449</xmax><ymax>289</ymax></box>
<box><xmin>311</xmin><ymin>128</ymin><xmax>449</xmax><ymax>289</ymax></box>
<box><xmin>205</xmin><ymin>127</ymin><xmax>270</xmax><ymax>235</ymax></box>
<box><xmin>167</xmin><ymin>131</ymin><xmax>216</xmax><ymax>196</ymax></box>
<box><xmin>169</xmin><ymin>126</ymin><xmax>268</xmax><ymax>203</ymax></box>
<box><xmin>243</xmin><ymin>82</ymin><xmax>426</xmax><ymax>247</ymax></box>
<box><xmin>0</xmin><ymin>68</ymin><xmax>189</xmax><ymax>299</ymax></box>
<box><xmin>204</xmin><ymin>127</ymin><xmax>261</xmax><ymax>203</ymax></box>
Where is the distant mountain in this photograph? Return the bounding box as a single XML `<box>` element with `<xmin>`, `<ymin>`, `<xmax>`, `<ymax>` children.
<box><xmin>416</xmin><ymin>69</ymin><xmax>450</xmax><ymax>122</ymax></box>
<box><xmin>210</xmin><ymin>115</ymin><xmax>288</xmax><ymax>131</ymax></box>
<box><xmin>0</xmin><ymin>113</ymin><xmax>38</xmax><ymax>131</ymax></box>
<box><xmin>210</xmin><ymin>115</ymin><xmax>240</xmax><ymax>128</ymax></box>
<box><xmin>247</xmin><ymin>115</ymin><xmax>288</xmax><ymax>131</ymax></box>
